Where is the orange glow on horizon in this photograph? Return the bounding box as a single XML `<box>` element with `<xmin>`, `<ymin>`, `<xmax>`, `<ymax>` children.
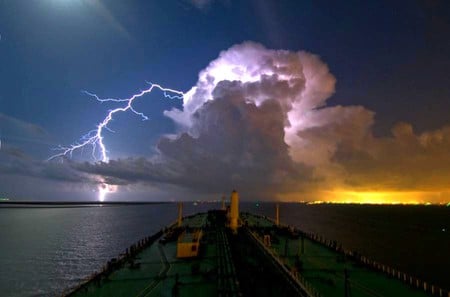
<box><xmin>278</xmin><ymin>190</ymin><xmax>449</xmax><ymax>205</ymax></box>
<box><xmin>313</xmin><ymin>190</ymin><xmax>448</xmax><ymax>205</ymax></box>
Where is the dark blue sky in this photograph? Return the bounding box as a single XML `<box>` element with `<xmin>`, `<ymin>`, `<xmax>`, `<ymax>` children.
<box><xmin>1</xmin><ymin>0</ymin><xmax>449</xmax><ymax>201</ymax></box>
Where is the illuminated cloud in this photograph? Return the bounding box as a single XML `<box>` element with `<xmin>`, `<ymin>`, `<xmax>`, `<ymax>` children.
<box><xmin>165</xmin><ymin>42</ymin><xmax>335</xmax><ymax>128</ymax></box>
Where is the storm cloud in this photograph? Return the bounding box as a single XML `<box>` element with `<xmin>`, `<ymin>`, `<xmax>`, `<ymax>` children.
<box><xmin>2</xmin><ymin>42</ymin><xmax>450</xmax><ymax>202</ymax></box>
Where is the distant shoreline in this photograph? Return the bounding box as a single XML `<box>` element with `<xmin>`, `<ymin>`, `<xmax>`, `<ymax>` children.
<box><xmin>0</xmin><ymin>201</ymin><xmax>171</xmax><ymax>207</ymax></box>
<box><xmin>0</xmin><ymin>201</ymin><xmax>447</xmax><ymax>207</ymax></box>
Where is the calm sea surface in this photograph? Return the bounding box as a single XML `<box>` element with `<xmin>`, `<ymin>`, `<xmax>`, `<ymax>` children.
<box><xmin>0</xmin><ymin>203</ymin><xmax>449</xmax><ymax>296</ymax></box>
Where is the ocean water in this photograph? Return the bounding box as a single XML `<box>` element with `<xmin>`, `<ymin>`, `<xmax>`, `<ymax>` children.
<box><xmin>0</xmin><ymin>203</ymin><xmax>448</xmax><ymax>296</ymax></box>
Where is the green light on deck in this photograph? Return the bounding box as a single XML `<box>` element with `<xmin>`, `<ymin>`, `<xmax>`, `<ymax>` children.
<box><xmin>0</xmin><ymin>198</ymin><xmax>9</xmax><ymax>201</ymax></box>
<box><xmin>255</xmin><ymin>203</ymin><xmax>259</xmax><ymax>207</ymax></box>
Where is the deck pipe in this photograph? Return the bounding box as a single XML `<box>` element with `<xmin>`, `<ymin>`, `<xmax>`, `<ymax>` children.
<box><xmin>230</xmin><ymin>190</ymin><xmax>239</xmax><ymax>233</ymax></box>
<box><xmin>275</xmin><ymin>203</ymin><xmax>280</xmax><ymax>226</ymax></box>
<box><xmin>177</xmin><ymin>202</ymin><xmax>183</xmax><ymax>227</ymax></box>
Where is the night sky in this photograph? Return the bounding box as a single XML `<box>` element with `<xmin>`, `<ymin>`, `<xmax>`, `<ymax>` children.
<box><xmin>1</xmin><ymin>0</ymin><xmax>449</xmax><ymax>202</ymax></box>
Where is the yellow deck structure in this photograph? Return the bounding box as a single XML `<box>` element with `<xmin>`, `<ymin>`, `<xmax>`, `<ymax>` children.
<box><xmin>176</xmin><ymin>230</ymin><xmax>203</xmax><ymax>258</ymax></box>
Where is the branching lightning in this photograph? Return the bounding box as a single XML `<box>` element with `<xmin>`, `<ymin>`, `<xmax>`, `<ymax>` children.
<box><xmin>49</xmin><ymin>82</ymin><xmax>184</xmax><ymax>163</ymax></box>
<box><xmin>48</xmin><ymin>82</ymin><xmax>184</xmax><ymax>202</ymax></box>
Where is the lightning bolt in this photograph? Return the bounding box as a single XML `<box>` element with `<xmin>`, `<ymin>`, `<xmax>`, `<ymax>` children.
<box><xmin>48</xmin><ymin>82</ymin><xmax>184</xmax><ymax>163</ymax></box>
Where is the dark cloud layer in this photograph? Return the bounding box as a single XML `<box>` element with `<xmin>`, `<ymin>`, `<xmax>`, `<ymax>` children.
<box><xmin>0</xmin><ymin>145</ymin><xmax>93</xmax><ymax>185</ymax></box>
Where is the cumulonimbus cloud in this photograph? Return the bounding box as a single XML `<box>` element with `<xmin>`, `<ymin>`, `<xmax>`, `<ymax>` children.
<box><xmin>2</xmin><ymin>42</ymin><xmax>450</xmax><ymax>202</ymax></box>
<box><xmin>68</xmin><ymin>42</ymin><xmax>450</xmax><ymax>201</ymax></box>
<box><xmin>73</xmin><ymin>42</ymin><xmax>450</xmax><ymax>202</ymax></box>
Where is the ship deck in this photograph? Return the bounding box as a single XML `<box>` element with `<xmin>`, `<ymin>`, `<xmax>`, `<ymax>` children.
<box><xmin>67</xmin><ymin>211</ymin><xmax>437</xmax><ymax>297</ymax></box>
